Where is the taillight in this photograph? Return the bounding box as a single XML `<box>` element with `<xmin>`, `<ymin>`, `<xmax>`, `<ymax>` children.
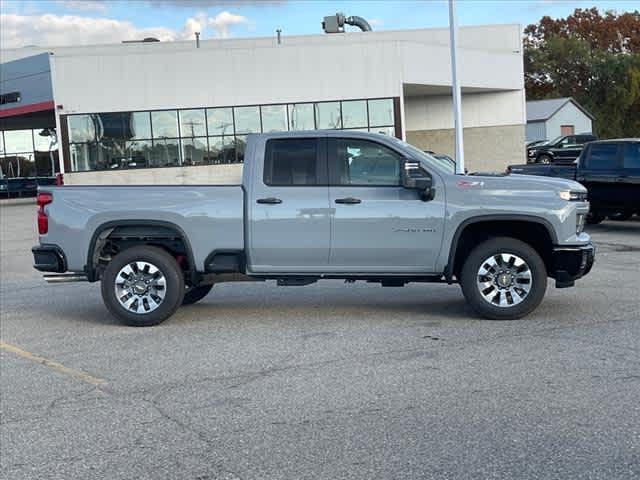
<box><xmin>37</xmin><ymin>192</ymin><xmax>53</xmax><ymax>235</ymax></box>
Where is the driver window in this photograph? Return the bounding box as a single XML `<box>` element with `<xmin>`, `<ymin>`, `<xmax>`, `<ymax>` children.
<box><xmin>333</xmin><ymin>138</ymin><xmax>402</xmax><ymax>186</ymax></box>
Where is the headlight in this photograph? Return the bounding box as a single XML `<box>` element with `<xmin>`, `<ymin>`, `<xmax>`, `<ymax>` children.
<box><xmin>576</xmin><ymin>213</ymin><xmax>586</xmax><ymax>234</ymax></box>
<box><xmin>528</xmin><ymin>150</ymin><xmax>535</xmax><ymax>156</ymax></box>
<box><xmin>559</xmin><ymin>191</ymin><xmax>588</xmax><ymax>201</ymax></box>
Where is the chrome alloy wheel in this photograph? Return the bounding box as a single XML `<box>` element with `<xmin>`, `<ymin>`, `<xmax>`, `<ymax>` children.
<box><xmin>114</xmin><ymin>261</ymin><xmax>167</xmax><ymax>314</ymax></box>
<box><xmin>476</xmin><ymin>253</ymin><xmax>532</xmax><ymax>308</ymax></box>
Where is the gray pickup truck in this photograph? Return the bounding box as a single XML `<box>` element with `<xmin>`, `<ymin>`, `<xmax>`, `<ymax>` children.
<box><xmin>32</xmin><ymin>131</ymin><xmax>594</xmax><ymax>326</ymax></box>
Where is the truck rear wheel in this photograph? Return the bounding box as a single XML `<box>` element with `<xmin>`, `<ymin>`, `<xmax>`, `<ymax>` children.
<box><xmin>182</xmin><ymin>284</ymin><xmax>213</xmax><ymax>305</ymax></box>
<box><xmin>101</xmin><ymin>246</ymin><xmax>184</xmax><ymax>326</ymax></box>
<box><xmin>460</xmin><ymin>237</ymin><xmax>547</xmax><ymax>320</ymax></box>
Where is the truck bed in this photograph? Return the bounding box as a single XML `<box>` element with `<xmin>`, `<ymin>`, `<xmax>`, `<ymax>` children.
<box><xmin>41</xmin><ymin>185</ymin><xmax>245</xmax><ymax>272</ymax></box>
<box><xmin>507</xmin><ymin>163</ymin><xmax>577</xmax><ymax>180</ymax></box>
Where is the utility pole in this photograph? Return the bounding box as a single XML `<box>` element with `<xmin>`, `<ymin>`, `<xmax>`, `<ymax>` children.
<box><xmin>448</xmin><ymin>0</ymin><xmax>465</xmax><ymax>174</ymax></box>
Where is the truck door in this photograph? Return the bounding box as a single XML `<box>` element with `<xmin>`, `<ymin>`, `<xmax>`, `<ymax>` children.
<box><xmin>247</xmin><ymin>137</ymin><xmax>331</xmax><ymax>273</ymax></box>
<box><xmin>578</xmin><ymin>142</ymin><xmax>622</xmax><ymax>210</ymax></box>
<box><xmin>327</xmin><ymin>137</ymin><xmax>445</xmax><ymax>273</ymax></box>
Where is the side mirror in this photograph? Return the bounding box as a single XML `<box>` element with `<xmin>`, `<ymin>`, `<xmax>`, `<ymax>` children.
<box><xmin>402</xmin><ymin>161</ymin><xmax>435</xmax><ymax>201</ymax></box>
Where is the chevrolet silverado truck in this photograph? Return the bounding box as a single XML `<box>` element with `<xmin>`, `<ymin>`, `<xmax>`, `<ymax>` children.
<box><xmin>510</xmin><ymin>139</ymin><xmax>640</xmax><ymax>223</ymax></box>
<box><xmin>32</xmin><ymin>131</ymin><xmax>594</xmax><ymax>326</ymax></box>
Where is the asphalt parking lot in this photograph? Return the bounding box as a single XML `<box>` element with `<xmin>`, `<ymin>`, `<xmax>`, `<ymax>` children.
<box><xmin>1</xmin><ymin>202</ymin><xmax>639</xmax><ymax>480</ymax></box>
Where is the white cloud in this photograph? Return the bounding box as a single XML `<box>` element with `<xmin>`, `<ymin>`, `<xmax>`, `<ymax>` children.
<box><xmin>368</xmin><ymin>18</ymin><xmax>384</xmax><ymax>27</ymax></box>
<box><xmin>57</xmin><ymin>1</ymin><xmax>108</xmax><ymax>13</ymax></box>
<box><xmin>143</xmin><ymin>0</ymin><xmax>283</xmax><ymax>7</ymax></box>
<box><xmin>208</xmin><ymin>11</ymin><xmax>249</xmax><ymax>38</ymax></box>
<box><xmin>0</xmin><ymin>11</ymin><xmax>250</xmax><ymax>48</ymax></box>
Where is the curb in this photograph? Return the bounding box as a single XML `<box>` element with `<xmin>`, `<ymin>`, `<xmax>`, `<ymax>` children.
<box><xmin>0</xmin><ymin>198</ymin><xmax>36</xmax><ymax>206</ymax></box>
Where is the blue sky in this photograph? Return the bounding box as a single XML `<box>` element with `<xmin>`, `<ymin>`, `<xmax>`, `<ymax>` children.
<box><xmin>1</xmin><ymin>0</ymin><xmax>638</xmax><ymax>48</ymax></box>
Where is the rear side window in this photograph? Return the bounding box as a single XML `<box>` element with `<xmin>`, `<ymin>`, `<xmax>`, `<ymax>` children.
<box><xmin>585</xmin><ymin>143</ymin><xmax>619</xmax><ymax>169</ymax></box>
<box><xmin>330</xmin><ymin>138</ymin><xmax>402</xmax><ymax>186</ymax></box>
<box><xmin>623</xmin><ymin>143</ymin><xmax>640</xmax><ymax>169</ymax></box>
<box><xmin>264</xmin><ymin>138</ymin><xmax>320</xmax><ymax>186</ymax></box>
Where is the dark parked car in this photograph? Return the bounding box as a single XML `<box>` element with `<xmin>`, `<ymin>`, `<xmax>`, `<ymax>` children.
<box><xmin>510</xmin><ymin>139</ymin><xmax>640</xmax><ymax>223</ymax></box>
<box><xmin>527</xmin><ymin>134</ymin><xmax>597</xmax><ymax>164</ymax></box>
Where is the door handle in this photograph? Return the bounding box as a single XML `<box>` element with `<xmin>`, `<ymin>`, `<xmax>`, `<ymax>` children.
<box><xmin>335</xmin><ymin>197</ymin><xmax>362</xmax><ymax>204</ymax></box>
<box><xmin>256</xmin><ymin>197</ymin><xmax>282</xmax><ymax>204</ymax></box>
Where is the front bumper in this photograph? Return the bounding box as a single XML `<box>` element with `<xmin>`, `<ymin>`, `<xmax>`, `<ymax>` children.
<box><xmin>32</xmin><ymin>245</ymin><xmax>67</xmax><ymax>273</ymax></box>
<box><xmin>551</xmin><ymin>243</ymin><xmax>595</xmax><ymax>288</ymax></box>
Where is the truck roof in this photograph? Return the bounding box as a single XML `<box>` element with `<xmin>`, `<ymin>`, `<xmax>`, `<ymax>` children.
<box><xmin>591</xmin><ymin>138</ymin><xmax>640</xmax><ymax>143</ymax></box>
<box><xmin>248</xmin><ymin>130</ymin><xmax>396</xmax><ymax>140</ymax></box>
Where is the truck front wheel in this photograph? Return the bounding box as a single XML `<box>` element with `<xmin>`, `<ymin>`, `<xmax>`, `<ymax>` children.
<box><xmin>460</xmin><ymin>237</ymin><xmax>547</xmax><ymax>320</ymax></box>
<box><xmin>101</xmin><ymin>246</ymin><xmax>185</xmax><ymax>326</ymax></box>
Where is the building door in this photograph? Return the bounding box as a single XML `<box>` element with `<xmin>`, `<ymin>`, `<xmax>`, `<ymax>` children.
<box><xmin>326</xmin><ymin>136</ymin><xmax>445</xmax><ymax>273</ymax></box>
<box><xmin>561</xmin><ymin>125</ymin><xmax>575</xmax><ymax>136</ymax></box>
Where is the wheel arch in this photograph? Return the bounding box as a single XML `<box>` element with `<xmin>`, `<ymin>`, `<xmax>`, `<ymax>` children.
<box><xmin>445</xmin><ymin>215</ymin><xmax>557</xmax><ymax>282</ymax></box>
<box><xmin>85</xmin><ymin>219</ymin><xmax>197</xmax><ymax>282</ymax></box>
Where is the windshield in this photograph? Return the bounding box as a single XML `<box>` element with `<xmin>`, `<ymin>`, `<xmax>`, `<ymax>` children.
<box><xmin>389</xmin><ymin>137</ymin><xmax>457</xmax><ymax>174</ymax></box>
<box><xmin>548</xmin><ymin>136</ymin><xmax>564</xmax><ymax>146</ymax></box>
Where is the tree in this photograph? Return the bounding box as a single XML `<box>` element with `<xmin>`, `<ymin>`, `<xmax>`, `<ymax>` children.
<box><xmin>524</xmin><ymin>8</ymin><xmax>640</xmax><ymax>138</ymax></box>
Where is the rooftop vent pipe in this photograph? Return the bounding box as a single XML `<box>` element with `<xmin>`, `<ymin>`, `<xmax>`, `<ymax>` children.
<box><xmin>322</xmin><ymin>12</ymin><xmax>372</xmax><ymax>33</ymax></box>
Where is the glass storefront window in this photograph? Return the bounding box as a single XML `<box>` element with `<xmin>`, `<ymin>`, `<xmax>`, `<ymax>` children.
<box><xmin>179</xmin><ymin>109</ymin><xmax>207</xmax><ymax>138</ymax></box>
<box><xmin>181</xmin><ymin>137</ymin><xmax>208</xmax><ymax>166</ymax></box>
<box><xmin>261</xmin><ymin>105</ymin><xmax>287</xmax><ymax>132</ymax></box>
<box><xmin>206</xmin><ymin>108</ymin><xmax>234</xmax><ymax>136</ymax></box>
<box><xmin>151</xmin><ymin>110</ymin><xmax>179</xmax><ymax>138</ymax></box>
<box><xmin>233</xmin><ymin>106</ymin><xmax>261</xmax><ymax>134</ymax></box>
<box><xmin>125</xmin><ymin>139</ymin><xmax>153</xmax><ymax>168</ymax></box>
<box><xmin>63</xmin><ymin>97</ymin><xmax>398</xmax><ymax>172</ymax></box>
<box><xmin>150</xmin><ymin>138</ymin><xmax>181</xmax><ymax>167</ymax></box>
<box><xmin>315</xmin><ymin>102</ymin><xmax>342</xmax><ymax>129</ymax></box>
<box><xmin>341</xmin><ymin>100</ymin><xmax>367</xmax><ymax>128</ymax></box>
<box><xmin>4</xmin><ymin>130</ymin><xmax>34</xmax><ymax>154</ymax></box>
<box><xmin>33</xmin><ymin>129</ymin><xmax>57</xmax><ymax>152</ymax></box>
<box><xmin>130</xmin><ymin>112</ymin><xmax>152</xmax><ymax>140</ymax></box>
<box><xmin>68</xmin><ymin>115</ymin><xmax>97</xmax><ymax>143</ymax></box>
<box><xmin>368</xmin><ymin>99</ymin><xmax>394</xmax><ymax>127</ymax></box>
<box><xmin>234</xmin><ymin>135</ymin><xmax>247</xmax><ymax>163</ymax></box>
<box><xmin>288</xmin><ymin>103</ymin><xmax>315</xmax><ymax>131</ymax></box>
<box><xmin>208</xmin><ymin>136</ymin><xmax>236</xmax><ymax>164</ymax></box>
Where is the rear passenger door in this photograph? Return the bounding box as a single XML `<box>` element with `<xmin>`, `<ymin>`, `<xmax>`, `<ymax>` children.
<box><xmin>578</xmin><ymin>143</ymin><xmax>622</xmax><ymax>210</ymax></box>
<box><xmin>247</xmin><ymin>137</ymin><xmax>331</xmax><ymax>273</ymax></box>
<box><xmin>326</xmin><ymin>137</ymin><xmax>445</xmax><ymax>273</ymax></box>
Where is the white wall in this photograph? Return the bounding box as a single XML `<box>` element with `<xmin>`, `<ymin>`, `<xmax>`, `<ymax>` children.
<box><xmin>48</xmin><ymin>25</ymin><xmax>523</xmax><ymax>115</ymax></box>
<box><xmin>404</xmin><ymin>91</ymin><xmax>525</xmax><ymax>131</ymax></box>
<box><xmin>545</xmin><ymin>102</ymin><xmax>593</xmax><ymax>138</ymax></box>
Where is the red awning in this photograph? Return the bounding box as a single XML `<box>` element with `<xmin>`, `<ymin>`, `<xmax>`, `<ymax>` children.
<box><xmin>0</xmin><ymin>101</ymin><xmax>55</xmax><ymax>118</ymax></box>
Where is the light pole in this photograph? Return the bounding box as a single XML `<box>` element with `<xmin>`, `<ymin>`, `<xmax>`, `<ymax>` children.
<box><xmin>448</xmin><ymin>0</ymin><xmax>465</xmax><ymax>174</ymax></box>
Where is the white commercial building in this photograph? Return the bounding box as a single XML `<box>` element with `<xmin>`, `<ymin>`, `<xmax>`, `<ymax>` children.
<box><xmin>1</xmin><ymin>24</ymin><xmax>525</xmax><ymax>186</ymax></box>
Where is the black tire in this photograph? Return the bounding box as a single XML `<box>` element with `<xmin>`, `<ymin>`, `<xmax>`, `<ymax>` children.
<box><xmin>608</xmin><ymin>212</ymin><xmax>632</xmax><ymax>221</ymax></box>
<box><xmin>101</xmin><ymin>245</ymin><xmax>184</xmax><ymax>326</ymax></box>
<box><xmin>460</xmin><ymin>237</ymin><xmax>547</xmax><ymax>320</ymax></box>
<box><xmin>538</xmin><ymin>154</ymin><xmax>552</xmax><ymax>164</ymax></box>
<box><xmin>182</xmin><ymin>284</ymin><xmax>213</xmax><ymax>305</ymax></box>
<box><xmin>586</xmin><ymin>212</ymin><xmax>605</xmax><ymax>224</ymax></box>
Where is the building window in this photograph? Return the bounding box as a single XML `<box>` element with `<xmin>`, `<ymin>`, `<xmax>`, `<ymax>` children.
<box><xmin>0</xmin><ymin>128</ymin><xmax>59</xmax><ymax>178</ymax></box>
<box><xmin>367</xmin><ymin>98</ymin><xmax>394</xmax><ymax>128</ymax></box>
<box><xmin>233</xmin><ymin>106</ymin><xmax>261</xmax><ymax>134</ymax></box>
<box><xmin>288</xmin><ymin>103</ymin><xmax>315</xmax><ymax>131</ymax></box>
<box><xmin>179</xmin><ymin>109</ymin><xmax>207</xmax><ymax>138</ymax></box>
<box><xmin>341</xmin><ymin>100</ymin><xmax>367</xmax><ymax>129</ymax></box>
<box><xmin>63</xmin><ymin>97</ymin><xmax>399</xmax><ymax>172</ymax></box>
<box><xmin>261</xmin><ymin>104</ymin><xmax>288</xmax><ymax>133</ymax></box>
<box><xmin>315</xmin><ymin>101</ymin><xmax>342</xmax><ymax>129</ymax></box>
<box><xmin>151</xmin><ymin>110</ymin><xmax>179</xmax><ymax>138</ymax></box>
<box><xmin>207</xmin><ymin>108</ymin><xmax>234</xmax><ymax>136</ymax></box>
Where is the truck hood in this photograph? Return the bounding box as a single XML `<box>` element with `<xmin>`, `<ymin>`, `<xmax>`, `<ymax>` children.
<box><xmin>468</xmin><ymin>173</ymin><xmax>586</xmax><ymax>193</ymax></box>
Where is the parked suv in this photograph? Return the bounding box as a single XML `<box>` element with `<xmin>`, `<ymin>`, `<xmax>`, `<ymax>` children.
<box><xmin>527</xmin><ymin>134</ymin><xmax>597</xmax><ymax>164</ymax></box>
